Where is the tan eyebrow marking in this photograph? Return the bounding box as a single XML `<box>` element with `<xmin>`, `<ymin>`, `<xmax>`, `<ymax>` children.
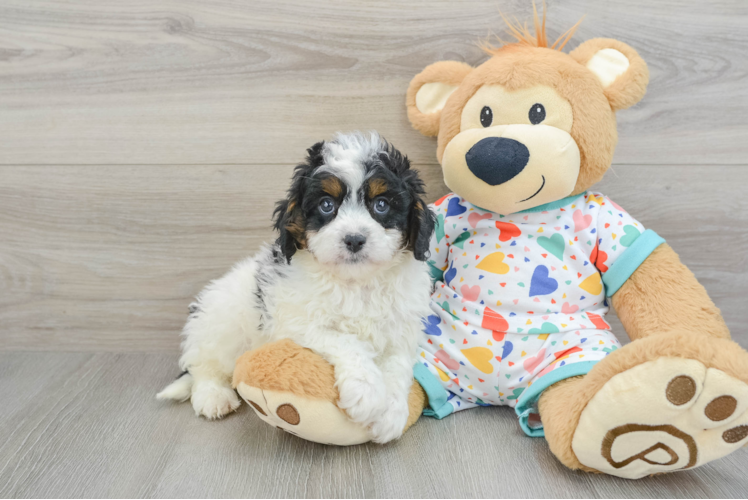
<box><xmin>321</xmin><ymin>177</ymin><xmax>343</xmax><ymax>198</ymax></box>
<box><xmin>368</xmin><ymin>178</ymin><xmax>388</xmax><ymax>198</ymax></box>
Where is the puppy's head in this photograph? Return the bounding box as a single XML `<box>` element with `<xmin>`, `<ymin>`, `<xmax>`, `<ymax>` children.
<box><xmin>273</xmin><ymin>132</ymin><xmax>435</xmax><ymax>275</ymax></box>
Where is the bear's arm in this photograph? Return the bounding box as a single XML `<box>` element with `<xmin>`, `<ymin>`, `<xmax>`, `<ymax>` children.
<box><xmin>611</xmin><ymin>243</ymin><xmax>730</xmax><ymax>341</ymax></box>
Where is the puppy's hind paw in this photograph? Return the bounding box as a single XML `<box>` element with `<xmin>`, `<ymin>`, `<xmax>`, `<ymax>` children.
<box><xmin>191</xmin><ymin>380</ymin><xmax>241</xmax><ymax>419</ymax></box>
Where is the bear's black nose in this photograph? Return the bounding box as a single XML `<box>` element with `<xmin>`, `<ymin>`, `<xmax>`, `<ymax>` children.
<box><xmin>465</xmin><ymin>137</ymin><xmax>530</xmax><ymax>186</ymax></box>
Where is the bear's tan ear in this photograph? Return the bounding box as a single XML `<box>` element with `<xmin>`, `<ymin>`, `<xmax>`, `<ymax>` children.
<box><xmin>406</xmin><ymin>61</ymin><xmax>473</xmax><ymax>136</ymax></box>
<box><xmin>570</xmin><ymin>38</ymin><xmax>649</xmax><ymax>111</ymax></box>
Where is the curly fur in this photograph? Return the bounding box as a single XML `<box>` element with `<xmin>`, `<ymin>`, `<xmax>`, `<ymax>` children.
<box><xmin>158</xmin><ymin>132</ymin><xmax>434</xmax><ymax>442</ymax></box>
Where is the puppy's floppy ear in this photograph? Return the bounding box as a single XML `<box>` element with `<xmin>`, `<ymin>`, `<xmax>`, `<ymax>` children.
<box><xmin>570</xmin><ymin>38</ymin><xmax>649</xmax><ymax>111</ymax></box>
<box><xmin>403</xmin><ymin>169</ymin><xmax>436</xmax><ymax>261</ymax></box>
<box><xmin>406</xmin><ymin>61</ymin><xmax>473</xmax><ymax>137</ymax></box>
<box><xmin>273</xmin><ymin>197</ymin><xmax>304</xmax><ymax>262</ymax></box>
<box><xmin>273</xmin><ymin>141</ymin><xmax>325</xmax><ymax>262</ymax></box>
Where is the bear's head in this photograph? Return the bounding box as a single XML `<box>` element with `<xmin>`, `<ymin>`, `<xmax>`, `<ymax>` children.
<box><xmin>406</xmin><ymin>12</ymin><xmax>649</xmax><ymax>215</ymax></box>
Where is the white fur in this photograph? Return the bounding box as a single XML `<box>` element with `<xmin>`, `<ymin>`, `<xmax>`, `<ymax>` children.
<box><xmin>160</xmin><ymin>247</ymin><xmax>431</xmax><ymax>442</ymax></box>
<box><xmin>156</xmin><ymin>373</ymin><xmax>193</xmax><ymax>402</ymax></box>
<box><xmin>158</xmin><ymin>132</ymin><xmax>433</xmax><ymax>443</ymax></box>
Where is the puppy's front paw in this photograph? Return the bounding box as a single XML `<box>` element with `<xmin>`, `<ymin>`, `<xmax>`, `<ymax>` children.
<box><xmin>337</xmin><ymin>373</ymin><xmax>386</xmax><ymax>425</ymax></box>
<box><xmin>369</xmin><ymin>396</ymin><xmax>409</xmax><ymax>444</ymax></box>
<box><xmin>191</xmin><ymin>380</ymin><xmax>241</xmax><ymax>419</ymax></box>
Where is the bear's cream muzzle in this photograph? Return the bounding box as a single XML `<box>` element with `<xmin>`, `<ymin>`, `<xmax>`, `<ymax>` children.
<box><xmin>442</xmin><ymin>124</ymin><xmax>580</xmax><ymax>215</ymax></box>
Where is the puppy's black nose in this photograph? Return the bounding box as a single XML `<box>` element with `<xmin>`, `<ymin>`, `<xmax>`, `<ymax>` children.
<box><xmin>465</xmin><ymin>137</ymin><xmax>530</xmax><ymax>186</ymax></box>
<box><xmin>344</xmin><ymin>234</ymin><xmax>366</xmax><ymax>253</ymax></box>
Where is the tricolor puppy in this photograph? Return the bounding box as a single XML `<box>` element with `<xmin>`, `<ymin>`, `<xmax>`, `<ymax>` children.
<box><xmin>158</xmin><ymin>132</ymin><xmax>435</xmax><ymax>443</ymax></box>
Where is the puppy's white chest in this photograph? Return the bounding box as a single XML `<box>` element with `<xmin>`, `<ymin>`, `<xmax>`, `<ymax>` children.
<box><xmin>272</xmin><ymin>282</ymin><xmax>391</xmax><ymax>334</ymax></box>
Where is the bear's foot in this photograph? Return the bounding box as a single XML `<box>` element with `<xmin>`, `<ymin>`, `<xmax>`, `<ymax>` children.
<box><xmin>540</xmin><ymin>332</ymin><xmax>748</xmax><ymax>478</ymax></box>
<box><xmin>236</xmin><ymin>382</ymin><xmax>371</xmax><ymax>445</ymax></box>
<box><xmin>232</xmin><ymin>339</ymin><xmax>372</xmax><ymax>445</ymax></box>
<box><xmin>232</xmin><ymin>339</ymin><xmax>427</xmax><ymax>446</ymax></box>
<box><xmin>573</xmin><ymin>357</ymin><xmax>748</xmax><ymax>478</ymax></box>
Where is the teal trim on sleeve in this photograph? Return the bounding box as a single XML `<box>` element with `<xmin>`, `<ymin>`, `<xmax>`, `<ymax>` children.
<box><xmin>427</xmin><ymin>262</ymin><xmax>445</xmax><ymax>283</ymax></box>
<box><xmin>602</xmin><ymin>229</ymin><xmax>665</xmax><ymax>297</ymax></box>
<box><xmin>517</xmin><ymin>193</ymin><xmax>585</xmax><ymax>214</ymax></box>
<box><xmin>515</xmin><ymin>361</ymin><xmax>599</xmax><ymax>437</ymax></box>
<box><xmin>413</xmin><ymin>363</ymin><xmax>454</xmax><ymax>419</ymax></box>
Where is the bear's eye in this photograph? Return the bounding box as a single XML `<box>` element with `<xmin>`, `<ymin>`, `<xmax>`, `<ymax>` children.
<box><xmin>480</xmin><ymin>106</ymin><xmax>493</xmax><ymax>128</ymax></box>
<box><xmin>529</xmin><ymin>103</ymin><xmax>546</xmax><ymax>125</ymax></box>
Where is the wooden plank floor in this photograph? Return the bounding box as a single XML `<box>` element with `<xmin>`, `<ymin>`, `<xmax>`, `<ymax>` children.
<box><xmin>1</xmin><ymin>0</ymin><xmax>747</xmax><ymax>497</ymax></box>
<box><xmin>0</xmin><ymin>352</ymin><xmax>746</xmax><ymax>498</ymax></box>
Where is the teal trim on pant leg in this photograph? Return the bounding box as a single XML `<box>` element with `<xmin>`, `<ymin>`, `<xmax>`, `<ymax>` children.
<box><xmin>602</xmin><ymin>229</ymin><xmax>665</xmax><ymax>297</ymax></box>
<box><xmin>413</xmin><ymin>363</ymin><xmax>454</xmax><ymax>419</ymax></box>
<box><xmin>515</xmin><ymin>361</ymin><xmax>599</xmax><ymax>437</ymax></box>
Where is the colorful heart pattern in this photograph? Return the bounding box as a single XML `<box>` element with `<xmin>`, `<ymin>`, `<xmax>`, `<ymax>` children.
<box><xmin>620</xmin><ymin>224</ymin><xmax>641</xmax><ymax>247</ymax></box>
<box><xmin>468</xmin><ymin>212</ymin><xmax>493</xmax><ymax>228</ymax></box>
<box><xmin>476</xmin><ymin>252</ymin><xmax>509</xmax><ymax>274</ymax></box>
<box><xmin>446</xmin><ymin>197</ymin><xmax>467</xmax><ymax>217</ymax></box>
<box><xmin>523</xmin><ymin>348</ymin><xmax>547</xmax><ymax>373</ymax></box>
<box><xmin>495</xmin><ymin>221</ymin><xmax>521</xmax><ymax>242</ymax></box>
<box><xmin>537</xmin><ymin>233</ymin><xmax>565</xmax><ymax>261</ymax></box>
<box><xmin>529</xmin><ymin>265</ymin><xmax>558</xmax><ymax>297</ymax></box>
<box><xmin>461</xmin><ymin>347</ymin><xmax>494</xmax><ymax>374</ymax></box>
<box><xmin>460</xmin><ymin>284</ymin><xmax>481</xmax><ymax>303</ymax></box>
<box><xmin>482</xmin><ymin>306</ymin><xmax>508</xmax><ymax>338</ymax></box>
<box><xmin>573</xmin><ymin>209</ymin><xmax>592</xmax><ymax>232</ymax></box>
<box><xmin>435</xmin><ymin>349</ymin><xmax>460</xmax><ymax>371</ymax></box>
<box><xmin>420</xmin><ymin>191</ymin><xmax>647</xmax><ymax>412</ymax></box>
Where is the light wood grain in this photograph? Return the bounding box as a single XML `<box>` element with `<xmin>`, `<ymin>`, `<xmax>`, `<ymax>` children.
<box><xmin>0</xmin><ymin>352</ymin><xmax>746</xmax><ymax>498</ymax></box>
<box><xmin>1</xmin><ymin>0</ymin><xmax>747</xmax><ymax>497</ymax></box>
<box><xmin>1</xmin><ymin>164</ymin><xmax>746</xmax><ymax>352</ymax></box>
<box><xmin>0</xmin><ymin>0</ymin><xmax>746</xmax><ymax>166</ymax></box>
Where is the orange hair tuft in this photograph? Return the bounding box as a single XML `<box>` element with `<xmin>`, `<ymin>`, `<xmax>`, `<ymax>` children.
<box><xmin>481</xmin><ymin>1</ymin><xmax>584</xmax><ymax>54</ymax></box>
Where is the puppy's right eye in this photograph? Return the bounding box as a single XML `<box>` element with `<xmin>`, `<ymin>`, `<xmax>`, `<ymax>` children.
<box><xmin>318</xmin><ymin>197</ymin><xmax>336</xmax><ymax>215</ymax></box>
<box><xmin>480</xmin><ymin>106</ymin><xmax>493</xmax><ymax>128</ymax></box>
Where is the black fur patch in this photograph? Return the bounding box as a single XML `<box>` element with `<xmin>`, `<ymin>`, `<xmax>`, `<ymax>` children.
<box><xmin>273</xmin><ymin>141</ymin><xmax>326</xmax><ymax>262</ymax></box>
<box><xmin>252</xmin><ymin>243</ymin><xmax>292</xmax><ymax>329</ymax></box>
<box><xmin>273</xmin><ymin>136</ymin><xmax>435</xmax><ymax>262</ymax></box>
<box><xmin>302</xmin><ymin>171</ymin><xmax>348</xmax><ymax>234</ymax></box>
<box><xmin>360</xmin><ymin>142</ymin><xmax>436</xmax><ymax>261</ymax></box>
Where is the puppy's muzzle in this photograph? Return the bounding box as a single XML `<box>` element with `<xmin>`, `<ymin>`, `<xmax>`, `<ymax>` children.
<box><xmin>465</xmin><ymin>137</ymin><xmax>530</xmax><ymax>186</ymax></box>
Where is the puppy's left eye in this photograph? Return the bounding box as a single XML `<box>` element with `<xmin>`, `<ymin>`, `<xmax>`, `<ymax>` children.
<box><xmin>372</xmin><ymin>197</ymin><xmax>389</xmax><ymax>215</ymax></box>
<box><xmin>319</xmin><ymin>197</ymin><xmax>336</xmax><ymax>215</ymax></box>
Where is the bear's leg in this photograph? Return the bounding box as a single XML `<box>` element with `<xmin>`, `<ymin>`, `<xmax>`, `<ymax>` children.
<box><xmin>232</xmin><ymin>339</ymin><xmax>426</xmax><ymax>445</ymax></box>
<box><xmin>539</xmin><ymin>332</ymin><xmax>748</xmax><ymax>478</ymax></box>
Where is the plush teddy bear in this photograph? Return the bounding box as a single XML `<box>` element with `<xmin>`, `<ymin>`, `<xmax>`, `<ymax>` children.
<box><xmin>233</xmin><ymin>11</ymin><xmax>748</xmax><ymax>478</ymax></box>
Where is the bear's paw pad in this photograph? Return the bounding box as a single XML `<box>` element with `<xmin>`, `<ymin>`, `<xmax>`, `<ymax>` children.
<box><xmin>572</xmin><ymin>358</ymin><xmax>748</xmax><ymax>479</ymax></box>
<box><xmin>235</xmin><ymin>383</ymin><xmax>371</xmax><ymax>446</ymax></box>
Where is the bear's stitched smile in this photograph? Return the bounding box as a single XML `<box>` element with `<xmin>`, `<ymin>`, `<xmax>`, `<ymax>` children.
<box><xmin>519</xmin><ymin>175</ymin><xmax>546</xmax><ymax>203</ymax></box>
